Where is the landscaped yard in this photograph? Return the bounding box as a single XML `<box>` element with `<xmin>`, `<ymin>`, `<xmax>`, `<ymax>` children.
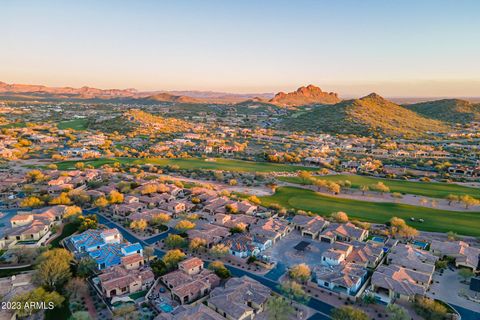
<box><xmin>57</xmin><ymin>118</ymin><xmax>88</xmax><ymax>130</ymax></box>
<box><xmin>56</xmin><ymin>157</ymin><xmax>318</xmax><ymax>173</ymax></box>
<box><xmin>50</xmin><ymin>222</ymin><xmax>80</xmax><ymax>248</ymax></box>
<box><xmin>279</xmin><ymin>174</ymin><xmax>480</xmax><ymax>199</ymax></box>
<box><xmin>260</xmin><ymin>186</ymin><xmax>480</xmax><ymax>237</ymax></box>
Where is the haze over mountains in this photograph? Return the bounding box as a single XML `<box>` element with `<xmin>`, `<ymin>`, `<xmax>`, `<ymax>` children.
<box><xmin>2</xmin><ymin>80</ymin><xmax>479</xmax><ymax>137</ymax></box>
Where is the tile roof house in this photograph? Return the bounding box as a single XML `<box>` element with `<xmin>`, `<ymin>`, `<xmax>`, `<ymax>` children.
<box><xmin>98</xmin><ymin>264</ymin><xmax>154</xmax><ymax>298</ymax></box>
<box><xmin>4</xmin><ymin>208</ymin><xmax>64</xmax><ymax>244</ymax></box>
<box><xmin>211</xmin><ymin>213</ymin><xmax>256</xmax><ymax>229</ymax></box>
<box><xmin>315</xmin><ymin>262</ymin><xmax>368</xmax><ymax>295</ymax></box>
<box><xmin>250</xmin><ymin>218</ymin><xmax>291</xmax><ymax>244</ymax></box>
<box><xmin>203</xmin><ymin>197</ymin><xmax>230</xmax><ymax>214</ymax></box>
<box><xmin>346</xmin><ymin>241</ymin><xmax>385</xmax><ymax>268</ymax></box>
<box><xmin>430</xmin><ymin>240</ymin><xmax>480</xmax><ymax>272</ymax></box>
<box><xmin>319</xmin><ymin>222</ymin><xmax>368</xmax><ymax>243</ymax></box>
<box><xmin>291</xmin><ymin>215</ymin><xmax>329</xmax><ymax>239</ymax></box>
<box><xmin>187</xmin><ymin>222</ymin><xmax>230</xmax><ymax>248</ymax></box>
<box><xmin>387</xmin><ymin>244</ymin><xmax>438</xmax><ymax>274</ymax></box>
<box><xmin>221</xmin><ymin>233</ymin><xmax>259</xmax><ymax>258</ymax></box>
<box><xmin>208</xmin><ymin>276</ymin><xmax>272</xmax><ymax>320</ymax></box>
<box><xmin>161</xmin><ymin>258</ymin><xmax>220</xmax><ymax>305</ymax></box>
<box><xmin>371</xmin><ymin>265</ymin><xmax>431</xmax><ymax>303</ymax></box>
<box><xmin>321</xmin><ymin>242</ymin><xmax>353</xmax><ymax>266</ymax></box>
<box><xmin>156</xmin><ymin>303</ymin><xmax>225</xmax><ymax>320</ymax></box>
<box><xmin>0</xmin><ymin>272</ymin><xmax>36</xmax><ymax>320</ymax></box>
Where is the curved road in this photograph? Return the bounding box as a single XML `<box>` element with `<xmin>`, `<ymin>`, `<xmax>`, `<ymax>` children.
<box><xmin>87</xmin><ymin>209</ymin><xmax>333</xmax><ymax>319</ymax></box>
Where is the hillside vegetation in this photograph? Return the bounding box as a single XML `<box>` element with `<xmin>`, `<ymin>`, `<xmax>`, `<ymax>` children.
<box><xmin>277</xmin><ymin>93</ymin><xmax>451</xmax><ymax>137</ymax></box>
<box><xmin>405</xmin><ymin>99</ymin><xmax>480</xmax><ymax>124</ymax></box>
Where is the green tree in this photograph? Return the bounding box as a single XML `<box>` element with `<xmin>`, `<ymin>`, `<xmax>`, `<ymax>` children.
<box><xmin>331</xmin><ymin>211</ymin><xmax>349</xmax><ymax>223</ymax></box>
<box><xmin>459</xmin><ymin>268</ymin><xmax>474</xmax><ymax>283</ymax></box>
<box><xmin>64</xmin><ymin>205</ymin><xmax>83</xmax><ymax>223</ymax></box>
<box><xmin>387</xmin><ymin>304</ymin><xmax>410</xmax><ymax>320</ymax></box>
<box><xmin>164</xmin><ymin>234</ymin><xmax>187</xmax><ymax>249</ymax></box>
<box><xmin>209</xmin><ymin>243</ymin><xmax>230</xmax><ymax>258</ymax></box>
<box><xmin>150</xmin><ymin>259</ymin><xmax>168</xmax><ymax>277</ymax></box>
<box><xmin>20</xmin><ymin>196</ymin><xmax>44</xmax><ymax>208</ymax></box>
<box><xmin>13</xmin><ymin>287</ymin><xmax>64</xmax><ymax>317</ymax></box>
<box><xmin>49</xmin><ymin>192</ymin><xmax>72</xmax><ymax>205</ymax></box>
<box><xmin>265</xmin><ymin>296</ymin><xmax>295</xmax><ymax>320</ymax></box>
<box><xmin>162</xmin><ymin>249</ymin><xmax>186</xmax><ymax>269</ymax></box>
<box><xmin>189</xmin><ymin>237</ymin><xmax>207</xmax><ymax>252</ymax></box>
<box><xmin>289</xmin><ymin>263</ymin><xmax>311</xmax><ymax>283</ymax></box>
<box><xmin>331</xmin><ymin>306</ymin><xmax>369</xmax><ymax>320</ymax></box>
<box><xmin>279</xmin><ymin>280</ymin><xmax>309</xmax><ymax>302</ymax></box>
<box><xmin>130</xmin><ymin>219</ymin><xmax>148</xmax><ymax>232</ymax></box>
<box><xmin>446</xmin><ymin>194</ymin><xmax>459</xmax><ymax>206</ymax></box>
<box><xmin>35</xmin><ymin>248</ymin><xmax>73</xmax><ymax>291</ymax></box>
<box><xmin>208</xmin><ymin>260</ymin><xmax>231</xmax><ymax>279</ymax></box>
<box><xmin>77</xmin><ymin>257</ymin><xmax>97</xmax><ymax>278</ymax></box>
<box><xmin>175</xmin><ymin>220</ymin><xmax>195</xmax><ymax>232</ymax></box>
<box><xmin>94</xmin><ymin>196</ymin><xmax>109</xmax><ymax>208</ymax></box>
<box><xmin>108</xmin><ymin>190</ymin><xmax>124</xmax><ymax>204</ymax></box>
<box><xmin>78</xmin><ymin>214</ymin><xmax>98</xmax><ymax>231</ymax></box>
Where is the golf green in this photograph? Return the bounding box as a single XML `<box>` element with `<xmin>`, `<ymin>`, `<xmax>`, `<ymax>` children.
<box><xmin>56</xmin><ymin>157</ymin><xmax>318</xmax><ymax>173</ymax></box>
<box><xmin>279</xmin><ymin>174</ymin><xmax>480</xmax><ymax>199</ymax></box>
<box><xmin>260</xmin><ymin>186</ymin><xmax>480</xmax><ymax>237</ymax></box>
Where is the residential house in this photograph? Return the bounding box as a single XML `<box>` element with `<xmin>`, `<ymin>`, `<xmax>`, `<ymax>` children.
<box><xmin>70</xmin><ymin>228</ymin><xmax>123</xmax><ymax>253</ymax></box>
<box><xmin>187</xmin><ymin>222</ymin><xmax>230</xmax><ymax>248</ymax></box>
<box><xmin>387</xmin><ymin>244</ymin><xmax>437</xmax><ymax>274</ymax></box>
<box><xmin>98</xmin><ymin>264</ymin><xmax>154</xmax><ymax>298</ymax></box>
<box><xmin>156</xmin><ymin>304</ymin><xmax>225</xmax><ymax>320</ymax></box>
<box><xmin>161</xmin><ymin>258</ymin><xmax>220</xmax><ymax>304</ymax></box>
<box><xmin>430</xmin><ymin>240</ymin><xmax>480</xmax><ymax>272</ymax></box>
<box><xmin>371</xmin><ymin>265</ymin><xmax>431</xmax><ymax>303</ymax></box>
<box><xmin>208</xmin><ymin>276</ymin><xmax>272</xmax><ymax>320</ymax></box>
<box><xmin>319</xmin><ymin>223</ymin><xmax>368</xmax><ymax>243</ymax></box>
<box><xmin>315</xmin><ymin>262</ymin><xmax>368</xmax><ymax>295</ymax></box>
<box><xmin>321</xmin><ymin>242</ymin><xmax>353</xmax><ymax>266</ymax></box>
<box><xmin>221</xmin><ymin>233</ymin><xmax>259</xmax><ymax>258</ymax></box>
<box><xmin>291</xmin><ymin>215</ymin><xmax>329</xmax><ymax>239</ymax></box>
<box><xmin>346</xmin><ymin>241</ymin><xmax>384</xmax><ymax>269</ymax></box>
<box><xmin>250</xmin><ymin>218</ymin><xmax>291</xmax><ymax>244</ymax></box>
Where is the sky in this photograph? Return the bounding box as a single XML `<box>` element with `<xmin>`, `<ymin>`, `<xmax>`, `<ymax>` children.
<box><xmin>2</xmin><ymin>0</ymin><xmax>480</xmax><ymax>97</ymax></box>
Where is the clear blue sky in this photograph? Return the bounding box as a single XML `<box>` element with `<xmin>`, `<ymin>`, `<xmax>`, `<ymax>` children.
<box><xmin>2</xmin><ymin>0</ymin><xmax>480</xmax><ymax>97</ymax></box>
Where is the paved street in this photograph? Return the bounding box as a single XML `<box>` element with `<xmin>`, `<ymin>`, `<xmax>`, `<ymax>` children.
<box><xmin>89</xmin><ymin>210</ymin><xmax>333</xmax><ymax>319</ymax></box>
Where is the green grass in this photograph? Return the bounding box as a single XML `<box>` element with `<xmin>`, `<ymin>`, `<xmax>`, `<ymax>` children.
<box><xmin>260</xmin><ymin>186</ymin><xmax>480</xmax><ymax>237</ymax></box>
<box><xmin>56</xmin><ymin>157</ymin><xmax>318</xmax><ymax>173</ymax></box>
<box><xmin>128</xmin><ymin>290</ymin><xmax>148</xmax><ymax>300</ymax></box>
<box><xmin>279</xmin><ymin>174</ymin><xmax>480</xmax><ymax>199</ymax></box>
<box><xmin>50</xmin><ymin>223</ymin><xmax>80</xmax><ymax>248</ymax></box>
<box><xmin>0</xmin><ymin>122</ymin><xmax>26</xmax><ymax>129</ymax></box>
<box><xmin>57</xmin><ymin>119</ymin><xmax>88</xmax><ymax>130</ymax></box>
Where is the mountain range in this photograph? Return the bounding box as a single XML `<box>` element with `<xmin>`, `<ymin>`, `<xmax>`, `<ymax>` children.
<box><xmin>2</xmin><ymin>80</ymin><xmax>479</xmax><ymax>137</ymax></box>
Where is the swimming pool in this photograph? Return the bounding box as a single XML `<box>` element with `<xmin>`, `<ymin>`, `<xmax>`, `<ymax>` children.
<box><xmin>159</xmin><ymin>303</ymin><xmax>174</xmax><ymax>313</ymax></box>
<box><xmin>412</xmin><ymin>240</ymin><xmax>429</xmax><ymax>250</ymax></box>
<box><xmin>371</xmin><ymin>236</ymin><xmax>386</xmax><ymax>243</ymax></box>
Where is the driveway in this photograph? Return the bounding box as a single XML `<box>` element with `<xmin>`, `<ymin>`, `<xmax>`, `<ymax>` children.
<box><xmin>90</xmin><ymin>209</ymin><xmax>334</xmax><ymax>319</ymax></box>
<box><xmin>427</xmin><ymin>268</ymin><xmax>480</xmax><ymax>319</ymax></box>
<box><xmin>263</xmin><ymin>231</ymin><xmax>330</xmax><ymax>268</ymax></box>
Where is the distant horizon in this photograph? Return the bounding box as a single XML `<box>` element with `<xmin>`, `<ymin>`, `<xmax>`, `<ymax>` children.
<box><xmin>2</xmin><ymin>79</ymin><xmax>480</xmax><ymax>101</ymax></box>
<box><xmin>2</xmin><ymin>1</ymin><xmax>480</xmax><ymax>97</ymax></box>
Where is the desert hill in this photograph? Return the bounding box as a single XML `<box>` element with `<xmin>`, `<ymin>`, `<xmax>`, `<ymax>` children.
<box><xmin>405</xmin><ymin>99</ymin><xmax>480</xmax><ymax>124</ymax></box>
<box><xmin>277</xmin><ymin>93</ymin><xmax>450</xmax><ymax>137</ymax></box>
<box><xmin>269</xmin><ymin>84</ymin><xmax>341</xmax><ymax>106</ymax></box>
